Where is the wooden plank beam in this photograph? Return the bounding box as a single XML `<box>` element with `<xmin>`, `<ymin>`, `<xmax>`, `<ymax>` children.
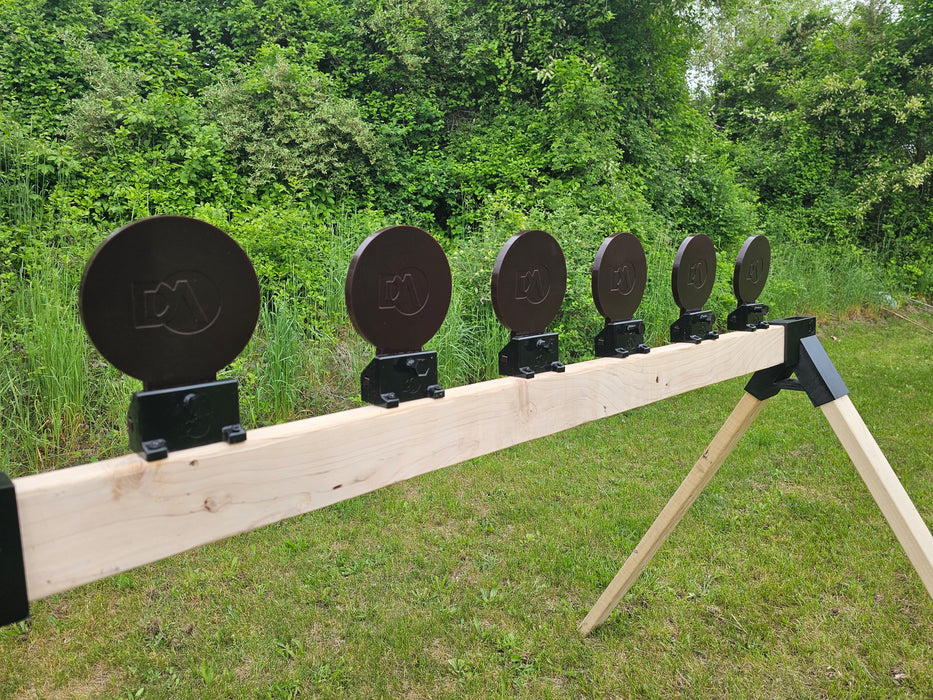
<box><xmin>14</xmin><ymin>326</ymin><xmax>785</xmax><ymax>602</ymax></box>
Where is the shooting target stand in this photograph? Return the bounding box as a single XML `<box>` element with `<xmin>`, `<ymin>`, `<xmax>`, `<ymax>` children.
<box><xmin>0</xmin><ymin>222</ymin><xmax>931</xmax><ymax>641</ymax></box>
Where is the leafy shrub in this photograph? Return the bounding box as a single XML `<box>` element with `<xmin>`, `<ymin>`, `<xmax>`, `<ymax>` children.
<box><xmin>205</xmin><ymin>45</ymin><xmax>383</xmax><ymax>204</ymax></box>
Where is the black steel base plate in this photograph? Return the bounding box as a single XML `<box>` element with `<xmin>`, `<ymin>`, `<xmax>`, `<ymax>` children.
<box><xmin>670</xmin><ymin>310</ymin><xmax>719</xmax><ymax>344</ymax></box>
<box><xmin>128</xmin><ymin>379</ymin><xmax>246</xmax><ymax>460</ymax></box>
<box><xmin>728</xmin><ymin>303</ymin><xmax>770</xmax><ymax>331</ymax></box>
<box><xmin>0</xmin><ymin>472</ymin><xmax>28</xmax><ymax>627</ymax></box>
<box><xmin>595</xmin><ymin>319</ymin><xmax>650</xmax><ymax>358</ymax></box>
<box><xmin>361</xmin><ymin>351</ymin><xmax>444</xmax><ymax>408</ymax></box>
<box><xmin>499</xmin><ymin>333</ymin><xmax>565</xmax><ymax>378</ymax></box>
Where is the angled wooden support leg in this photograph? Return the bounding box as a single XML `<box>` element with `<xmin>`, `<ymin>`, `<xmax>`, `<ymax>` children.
<box><xmin>821</xmin><ymin>395</ymin><xmax>933</xmax><ymax>598</ymax></box>
<box><xmin>578</xmin><ymin>391</ymin><xmax>767</xmax><ymax>636</ymax></box>
<box><xmin>752</xmin><ymin>331</ymin><xmax>933</xmax><ymax>599</ymax></box>
<box><xmin>770</xmin><ymin>333</ymin><xmax>933</xmax><ymax>598</ymax></box>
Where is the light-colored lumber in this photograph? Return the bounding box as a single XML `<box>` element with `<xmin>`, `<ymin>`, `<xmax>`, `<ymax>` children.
<box><xmin>578</xmin><ymin>391</ymin><xmax>767</xmax><ymax>636</ymax></box>
<box><xmin>820</xmin><ymin>395</ymin><xmax>933</xmax><ymax>598</ymax></box>
<box><xmin>14</xmin><ymin>326</ymin><xmax>785</xmax><ymax>602</ymax></box>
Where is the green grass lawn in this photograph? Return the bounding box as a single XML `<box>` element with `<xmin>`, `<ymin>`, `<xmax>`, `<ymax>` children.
<box><xmin>2</xmin><ymin>312</ymin><xmax>932</xmax><ymax>698</ymax></box>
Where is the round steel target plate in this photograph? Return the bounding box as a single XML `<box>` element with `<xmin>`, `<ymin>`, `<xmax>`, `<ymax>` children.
<box><xmin>491</xmin><ymin>230</ymin><xmax>566</xmax><ymax>335</ymax></box>
<box><xmin>672</xmin><ymin>234</ymin><xmax>717</xmax><ymax>312</ymax></box>
<box><xmin>733</xmin><ymin>235</ymin><xmax>771</xmax><ymax>304</ymax></box>
<box><xmin>345</xmin><ymin>225</ymin><xmax>452</xmax><ymax>354</ymax></box>
<box><xmin>591</xmin><ymin>232</ymin><xmax>647</xmax><ymax>322</ymax></box>
<box><xmin>79</xmin><ymin>216</ymin><xmax>260</xmax><ymax>389</ymax></box>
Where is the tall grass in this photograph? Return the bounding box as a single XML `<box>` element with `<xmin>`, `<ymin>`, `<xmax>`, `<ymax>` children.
<box><xmin>0</xmin><ymin>125</ymin><xmax>56</xmax><ymax>229</ymax></box>
<box><xmin>637</xmin><ymin>230</ymin><xmax>680</xmax><ymax>348</ymax></box>
<box><xmin>0</xmin><ymin>261</ymin><xmax>128</xmax><ymax>474</ymax></box>
<box><xmin>258</xmin><ymin>298</ymin><xmax>304</xmax><ymax>423</ymax></box>
<box><xmin>16</xmin><ymin>267</ymin><xmax>88</xmax><ymax>418</ymax></box>
<box><xmin>770</xmin><ymin>243</ymin><xmax>890</xmax><ymax>316</ymax></box>
<box><xmin>430</xmin><ymin>278</ymin><xmax>502</xmax><ymax>388</ymax></box>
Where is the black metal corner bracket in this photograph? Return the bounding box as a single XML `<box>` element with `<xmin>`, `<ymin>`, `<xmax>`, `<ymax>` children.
<box><xmin>1</xmin><ymin>472</ymin><xmax>29</xmax><ymax>627</ymax></box>
<box><xmin>744</xmin><ymin>316</ymin><xmax>849</xmax><ymax>407</ymax></box>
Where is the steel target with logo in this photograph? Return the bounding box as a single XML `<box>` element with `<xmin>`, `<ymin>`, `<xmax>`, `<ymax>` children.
<box><xmin>345</xmin><ymin>225</ymin><xmax>452</xmax><ymax>407</ymax></box>
<box><xmin>345</xmin><ymin>225</ymin><xmax>452</xmax><ymax>355</ymax></box>
<box><xmin>80</xmin><ymin>216</ymin><xmax>260</xmax><ymax>389</ymax></box>
<box><xmin>79</xmin><ymin>216</ymin><xmax>260</xmax><ymax>459</ymax></box>
<box><xmin>490</xmin><ymin>230</ymin><xmax>567</xmax><ymax>377</ymax></box>
<box><xmin>728</xmin><ymin>235</ymin><xmax>772</xmax><ymax>331</ymax></box>
<box><xmin>490</xmin><ymin>229</ymin><xmax>566</xmax><ymax>336</ymax></box>
<box><xmin>671</xmin><ymin>234</ymin><xmax>716</xmax><ymax>313</ymax></box>
<box><xmin>591</xmin><ymin>232</ymin><xmax>651</xmax><ymax>358</ymax></box>
<box><xmin>592</xmin><ymin>232</ymin><xmax>647</xmax><ymax>322</ymax></box>
<box><xmin>669</xmin><ymin>234</ymin><xmax>720</xmax><ymax>344</ymax></box>
<box><xmin>733</xmin><ymin>235</ymin><xmax>771</xmax><ymax>304</ymax></box>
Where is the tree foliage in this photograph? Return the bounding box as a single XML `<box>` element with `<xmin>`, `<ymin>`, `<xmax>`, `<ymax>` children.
<box><xmin>205</xmin><ymin>45</ymin><xmax>382</xmax><ymax>201</ymax></box>
<box><xmin>0</xmin><ymin>0</ymin><xmax>929</xmax><ymax>295</ymax></box>
<box><xmin>711</xmin><ymin>0</ymin><xmax>932</xmax><ymax>290</ymax></box>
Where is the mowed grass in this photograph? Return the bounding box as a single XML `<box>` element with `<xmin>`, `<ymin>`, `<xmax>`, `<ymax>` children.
<box><xmin>1</xmin><ymin>312</ymin><xmax>932</xmax><ymax>698</ymax></box>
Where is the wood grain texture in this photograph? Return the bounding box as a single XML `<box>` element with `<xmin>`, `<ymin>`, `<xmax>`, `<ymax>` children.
<box><xmin>821</xmin><ymin>395</ymin><xmax>933</xmax><ymax>597</ymax></box>
<box><xmin>578</xmin><ymin>392</ymin><xmax>767</xmax><ymax>636</ymax></box>
<box><xmin>14</xmin><ymin>326</ymin><xmax>786</xmax><ymax>602</ymax></box>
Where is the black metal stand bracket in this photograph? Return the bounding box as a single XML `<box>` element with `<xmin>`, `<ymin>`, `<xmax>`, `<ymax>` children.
<box><xmin>128</xmin><ymin>378</ymin><xmax>246</xmax><ymax>461</ymax></box>
<box><xmin>670</xmin><ymin>310</ymin><xmax>719</xmax><ymax>344</ymax></box>
<box><xmin>595</xmin><ymin>320</ymin><xmax>650</xmax><ymax>359</ymax></box>
<box><xmin>1</xmin><ymin>472</ymin><xmax>28</xmax><ymax>627</ymax></box>
<box><xmin>728</xmin><ymin>303</ymin><xmax>770</xmax><ymax>332</ymax></box>
<box><xmin>745</xmin><ymin>316</ymin><xmax>849</xmax><ymax>406</ymax></box>
<box><xmin>499</xmin><ymin>333</ymin><xmax>565</xmax><ymax>379</ymax></box>
<box><xmin>361</xmin><ymin>350</ymin><xmax>444</xmax><ymax>408</ymax></box>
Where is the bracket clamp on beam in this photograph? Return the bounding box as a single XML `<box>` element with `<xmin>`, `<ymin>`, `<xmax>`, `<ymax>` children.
<box><xmin>745</xmin><ymin>316</ymin><xmax>848</xmax><ymax>406</ymax></box>
<box><xmin>499</xmin><ymin>333</ymin><xmax>565</xmax><ymax>379</ymax></box>
<box><xmin>0</xmin><ymin>472</ymin><xmax>28</xmax><ymax>627</ymax></box>
<box><xmin>361</xmin><ymin>351</ymin><xmax>445</xmax><ymax>408</ymax></box>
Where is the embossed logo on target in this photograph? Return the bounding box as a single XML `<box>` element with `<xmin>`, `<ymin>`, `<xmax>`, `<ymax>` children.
<box><xmin>378</xmin><ymin>268</ymin><xmax>430</xmax><ymax>316</ymax></box>
<box><xmin>515</xmin><ymin>267</ymin><xmax>551</xmax><ymax>305</ymax></box>
<box><xmin>687</xmin><ymin>260</ymin><xmax>709</xmax><ymax>289</ymax></box>
<box><xmin>610</xmin><ymin>263</ymin><xmax>637</xmax><ymax>296</ymax></box>
<box><xmin>132</xmin><ymin>271</ymin><xmax>222</xmax><ymax>335</ymax></box>
<box><xmin>745</xmin><ymin>257</ymin><xmax>764</xmax><ymax>285</ymax></box>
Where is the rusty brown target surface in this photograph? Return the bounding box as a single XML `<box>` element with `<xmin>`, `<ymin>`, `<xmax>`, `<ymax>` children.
<box><xmin>591</xmin><ymin>232</ymin><xmax>647</xmax><ymax>322</ymax></box>
<box><xmin>79</xmin><ymin>216</ymin><xmax>260</xmax><ymax>389</ymax></box>
<box><xmin>345</xmin><ymin>225</ymin><xmax>452</xmax><ymax>354</ymax></box>
<box><xmin>733</xmin><ymin>235</ymin><xmax>771</xmax><ymax>304</ymax></box>
<box><xmin>671</xmin><ymin>234</ymin><xmax>717</xmax><ymax>312</ymax></box>
<box><xmin>491</xmin><ymin>230</ymin><xmax>566</xmax><ymax>335</ymax></box>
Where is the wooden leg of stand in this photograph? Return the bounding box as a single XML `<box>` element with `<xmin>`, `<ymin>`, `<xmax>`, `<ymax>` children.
<box><xmin>820</xmin><ymin>395</ymin><xmax>933</xmax><ymax>599</ymax></box>
<box><xmin>579</xmin><ymin>392</ymin><xmax>767</xmax><ymax>636</ymax></box>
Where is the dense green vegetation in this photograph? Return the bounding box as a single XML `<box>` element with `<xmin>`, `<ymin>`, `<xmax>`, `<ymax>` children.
<box><xmin>0</xmin><ymin>0</ymin><xmax>930</xmax><ymax>472</ymax></box>
<box><xmin>1</xmin><ymin>3</ymin><xmax>931</xmax><ymax>695</ymax></box>
<box><xmin>711</xmin><ymin>0</ymin><xmax>933</xmax><ymax>292</ymax></box>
